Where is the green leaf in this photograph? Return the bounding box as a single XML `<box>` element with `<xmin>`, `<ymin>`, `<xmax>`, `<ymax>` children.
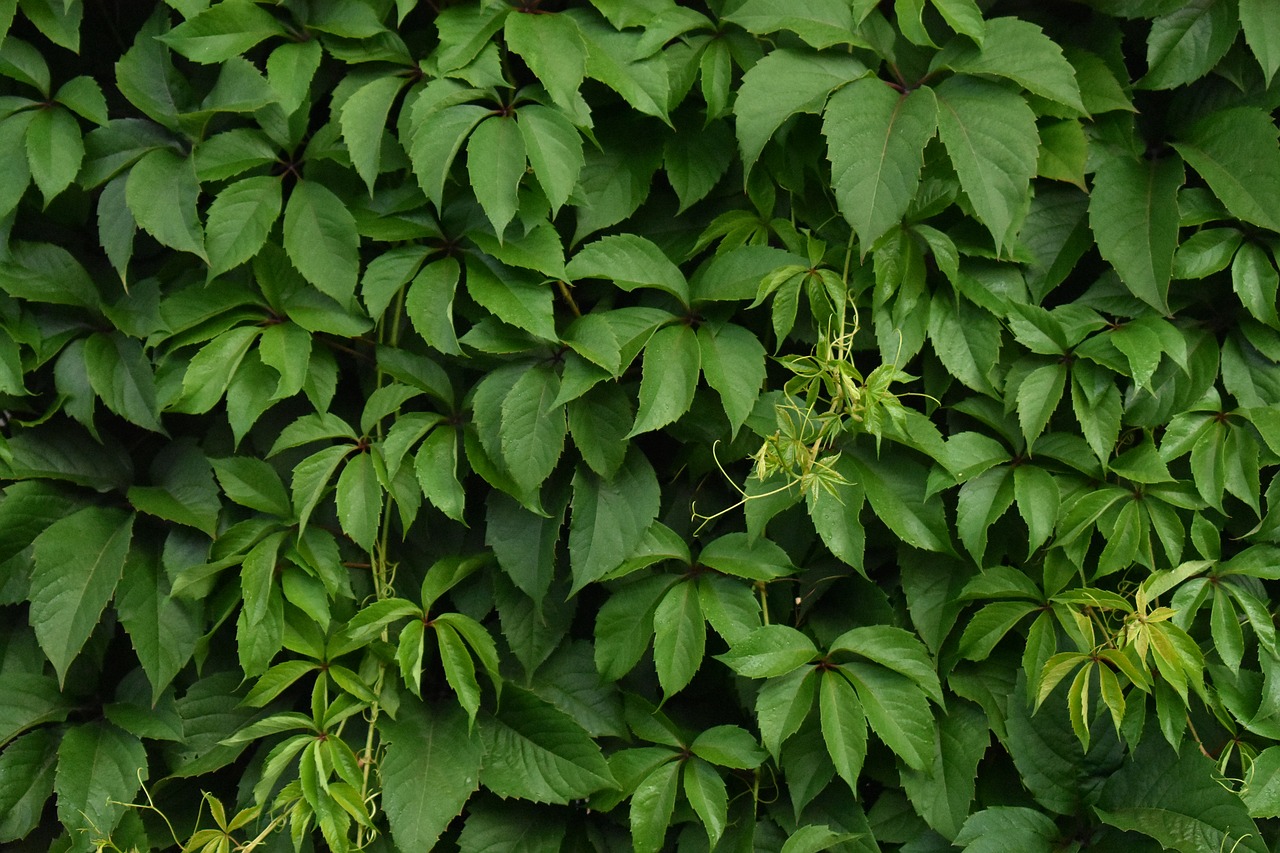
<box><xmin>630</xmin><ymin>758</ymin><xmax>679</xmax><ymax>853</ymax></box>
<box><xmin>781</xmin><ymin>825</ymin><xmax>860</xmax><ymax>853</ymax></box>
<box><xmin>1240</xmin><ymin>0</ymin><xmax>1280</xmax><ymax>84</ymax></box>
<box><xmin>0</xmin><ymin>673</ymin><xmax>70</xmax><ymax>750</ymax></box>
<box><xmin>465</xmin><ymin>256</ymin><xmax>558</xmax><ymax>341</ymax></box>
<box><xmin>628</xmin><ymin>324</ymin><xmax>700</xmax><ymax>437</ymax></box>
<box><xmin>25</xmin><ymin>106</ymin><xmax>82</xmax><ymax>205</ymax></box>
<box><xmin>82</xmin><ymin>332</ymin><xmax>162</xmax><ymax>432</ymax></box>
<box><xmin>1141</xmin><ymin>0</ymin><xmax>1238</xmax><ymax>90</ymax></box>
<box><xmin>291</xmin><ymin>445</ymin><xmax>351</xmax><ymax>535</ymax></box>
<box><xmin>19</xmin><ymin>0</ymin><xmax>80</xmax><ymax>53</ymax></box>
<box><xmin>0</xmin><ymin>728</ymin><xmax>57</xmax><ymax>841</ymax></box>
<box><xmin>54</xmin><ymin>723</ymin><xmax>147</xmax><ymax>845</ymax></box>
<box><xmin>824</xmin><ymin>77</ymin><xmax>938</xmax><ymax>250</ymax></box>
<box><xmin>698</xmin><ymin>532</ymin><xmax>794</xmax><ymax>580</ymax></box>
<box><xmin>1241</xmin><ymin>746</ymin><xmax>1280</xmax><ymax>818</ymax></box>
<box><xmin>734</xmin><ymin>49</ymin><xmax>867</xmax><ymax>171</ymax></box>
<box><xmin>578</xmin><ymin>16</ymin><xmax>670</xmax><ymax>121</ymax></box>
<box><xmin>115</xmin><ymin>545</ymin><xmax>200</xmax><ymax>704</ymax></box>
<box><xmin>518</xmin><ymin>104</ymin><xmax>583</xmax><ymax>215</ymax></box>
<box><xmin>1232</xmin><ymin>242</ymin><xmax>1280</xmax><ymax>328</ymax></box>
<box><xmin>504</xmin><ymin>10</ymin><xmax>588</xmax><ymax>120</ymax></box>
<box><xmin>756</xmin><ymin>667</ymin><xmax>817</xmax><ymax>759</ymax></box>
<box><xmin>956</xmin><ymin>466</ymin><xmax>1015</xmax><ymax>563</ymax></box>
<box><xmin>683</xmin><ymin>758</ymin><xmax>729</xmax><ymax>848</ymax></box>
<box><xmin>955</xmin><ymin>807</ymin><xmax>1059</xmax><ymax>853</ymax></box>
<box><xmin>653</xmin><ymin>580</ymin><xmax>705</xmax><ymax>698</ymax></box>
<box><xmin>159</xmin><ymin>0</ymin><xmax>285</xmax><ymax>63</ymax></box>
<box><xmin>1037</xmin><ymin>119</ymin><xmax>1088</xmax><ymax>188</ymax></box>
<box><xmin>851</xmin><ymin>451</ymin><xmax>953</xmax><ymax>554</ymax></box>
<box><xmin>1095</xmin><ymin>739</ymin><xmax>1266</xmax><ymax>853</ymax></box>
<box><xmin>846</xmin><ymin>662</ymin><xmax>935</xmax><ymax>770</ymax></box>
<box><xmin>1014</xmin><ymin>464</ymin><xmax>1060</xmax><ymax>556</ymax></box>
<box><xmin>381</xmin><ymin>700</ymin><xmax>482</xmax><ymax>850</ymax></box>
<box><xmin>1173</xmin><ymin>107</ymin><xmax>1280</xmax><ymax>234</ymax></box>
<box><xmin>467</xmin><ymin>115</ymin><xmax>525</xmax><ymax>236</ymax></box>
<box><xmin>933</xmin><ymin>18</ymin><xmax>1085</xmax><ymax>112</ymax></box>
<box><xmin>690</xmin><ymin>725</ymin><xmax>766</xmax><ymax>769</ymax></box>
<box><xmin>829</xmin><ymin>625</ymin><xmax>943</xmax><ymax>704</ymax></box>
<box><xmin>901</xmin><ymin>701</ymin><xmax>990</xmax><ymax>840</ymax></box>
<box><xmin>335</xmin><ymin>451</ymin><xmax>381</xmax><ymax>552</ymax></box>
<box><xmin>500</xmin><ymin>365</ymin><xmax>567</xmax><ymax>494</ymax></box>
<box><xmin>716</xmin><ymin>624</ymin><xmax>818</xmax><ymax>678</ymax></box>
<box><xmin>1089</xmin><ymin>153</ymin><xmax>1184</xmax><ymax>312</ymax></box>
<box><xmin>1016</xmin><ymin>362</ymin><xmax>1067</xmax><ymax>447</ymax></box>
<box><xmin>54</xmin><ymin>75</ymin><xmax>107</xmax><ymax>125</ymax></box>
<box><xmin>283</xmin><ymin>180</ymin><xmax>361</xmax><ymax>305</ymax></box>
<box><xmin>722</xmin><ymin>0</ymin><xmax>860</xmax><ymax>50</ymax></box>
<box><xmin>480</xmin><ymin>685</ymin><xmax>616</xmax><ymax>803</ymax></box>
<box><xmin>416</xmin><ymin>427</ymin><xmax>466</xmax><ymax>523</ymax></box>
<box><xmin>341</xmin><ymin>75</ymin><xmax>407</xmax><ymax>193</ymax></box>
<box><xmin>410</xmin><ymin>103</ymin><xmax>491</xmax><ymax>206</ymax></box>
<box><xmin>569</xmin><ymin>449</ymin><xmax>661</xmax><ymax>592</ymax></box>
<box><xmin>934</xmin><ymin>76</ymin><xmax>1040</xmax><ymax>251</ymax></box>
<box><xmin>30</xmin><ymin>507</ymin><xmax>133</xmax><ymax>685</ymax></box>
<box><xmin>126</xmin><ymin>148</ymin><xmax>206</xmax><ymax>260</ymax></box>
<box><xmin>458</xmin><ymin>800</ymin><xmax>567</xmax><ymax>852</ymax></box>
<box><xmin>820</xmin><ymin>669</ymin><xmax>868</xmax><ymax>792</ymax></box>
<box><xmin>205</xmin><ymin>175</ymin><xmax>282</xmax><ymax>277</ymax></box>
<box><xmin>566</xmin><ymin>234</ymin><xmax>689</xmax><ymax>304</ymax></box>
<box><xmin>174</xmin><ymin>325</ymin><xmax>260</xmax><ymax>414</ymax></box>
<box><xmin>127</xmin><ymin>442</ymin><xmax>221</xmax><ymax>537</ymax></box>
<box><xmin>664</xmin><ymin>119</ymin><xmax>735</xmax><ymax>213</ymax></box>
<box><xmin>567</xmin><ymin>383</ymin><xmax>632</xmax><ymax>479</ymax></box>
<box><xmin>266</xmin><ymin>39</ymin><xmax>322</xmax><ymax>115</ymax></box>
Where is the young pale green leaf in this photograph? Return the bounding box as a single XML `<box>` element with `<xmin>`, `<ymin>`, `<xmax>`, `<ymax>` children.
<box><xmin>1140</xmin><ymin>0</ymin><xmax>1238</xmax><ymax>90</ymax></box>
<box><xmin>933</xmin><ymin>18</ymin><xmax>1085</xmax><ymax>113</ymax></box>
<box><xmin>1173</xmin><ymin>107</ymin><xmax>1280</xmax><ymax>234</ymax></box>
<box><xmin>341</xmin><ymin>75</ymin><xmax>408</xmax><ymax>193</ymax></box>
<box><xmin>734</xmin><ymin>49</ymin><xmax>867</xmax><ymax>171</ymax></box>
<box><xmin>24</xmin><ymin>106</ymin><xmax>82</xmax><ymax>205</ymax></box>
<box><xmin>934</xmin><ymin>75</ymin><xmax>1039</xmax><ymax>251</ymax></box>
<box><xmin>55</xmin><ymin>723</ymin><xmax>147</xmax><ymax>846</ymax></box>
<box><xmin>568</xmin><ymin>449</ymin><xmax>661</xmax><ymax>592</ymax></box>
<box><xmin>30</xmin><ymin>507</ymin><xmax>133</xmax><ymax>686</ymax></box>
<box><xmin>653</xmin><ymin>580</ymin><xmax>705</xmax><ymax>698</ymax></box>
<box><xmin>517</xmin><ymin>104</ymin><xmax>584</xmax><ymax>215</ymax></box>
<box><xmin>381</xmin><ymin>700</ymin><xmax>482</xmax><ymax>850</ymax></box>
<box><xmin>158</xmin><ymin>1</ymin><xmax>285</xmax><ymax>63</ymax></box>
<box><xmin>205</xmin><ymin>175</ymin><xmax>282</xmax><ymax>277</ymax></box>
<box><xmin>283</xmin><ymin>180</ymin><xmax>360</xmax><ymax>305</ymax></box>
<box><xmin>125</xmin><ymin>148</ymin><xmax>206</xmax><ymax>260</ymax></box>
<box><xmin>628</xmin><ymin>324</ymin><xmax>699</xmax><ymax>438</ymax></box>
<box><xmin>716</xmin><ymin>624</ymin><xmax>818</xmax><ymax>678</ymax></box>
<box><xmin>954</xmin><ymin>807</ymin><xmax>1059</xmax><ymax>853</ymax></box>
<box><xmin>824</xmin><ymin>77</ymin><xmax>938</xmax><ymax>250</ymax></box>
<box><xmin>819</xmin><ymin>669</ymin><xmax>868</xmax><ymax>792</ymax></box>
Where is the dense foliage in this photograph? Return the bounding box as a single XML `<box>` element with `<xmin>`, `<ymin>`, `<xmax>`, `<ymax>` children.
<box><xmin>3</xmin><ymin>0</ymin><xmax>1280</xmax><ymax>850</ymax></box>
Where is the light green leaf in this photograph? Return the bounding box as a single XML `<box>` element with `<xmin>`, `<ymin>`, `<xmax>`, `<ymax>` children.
<box><xmin>266</xmin><ymin>39</ymin><xmax>322</xmax><ymax>115</ymax></box>
<box><xmin>1240</xmin><ymin>0</ymin><xmax>1280</xmax><ymax>85</ymax></box>
<box><xmin>30</xmin><ymin>507</ymin><xmax>133</xmax><ymax>685</ymax></box>
<box><xmin>25</xmin><ymin>106</ymin><xmax>82</xmax><ymax>205</ymax></box>
<box><xmin>566</xmin><ymin>233</ymin><xmax>689</xmax><ymax>304</ymax></box>
<box><xmin>500</xmin><ymin>365</ymin><xmax>567</xmax><ymax>494</ymax></box>
<box><xmin>715</xmin><ymin>624</ymin><xmax>818</xmax><ymax>678</ymax></box>
<box><xmin>54</xmin><ymin>723</ymin><xmax>147</xmax><ymax>846</ymax></box>
<box><xmin>1173</xmin><ymin>107</ymin><xmax>1280</xmax><ymax>234</ymax></box>
<box><xmin>504</xmin><ymin>10</ymin><xmax>588</xmax><ymax>119</ymax></box>
<box><xmin>734</xmin><ymin>49</ymin><xmax>867</xmax><ymax>171</ymax></box>
<box><xmin>1241</xmin><ymin>746</ymin><xmax>1280</xmax><ymax>818</ymax></box>
<box><xmin>126</xmin><ymin>148</ymin><xmax>206</xmax><ymax>260</ymax></box>
<box><xmin>824</xmin><ymin>77</ymin><xmax>938</xmax><ymax>250</ymax></box>
<box><xmin>283</xmin><ymin>179</ymin><xmax>361</xmax><ymax>305</ymax></box>
<box><xmin>467</xmin><ymin>114</ymin><xmax>525</xmax><ymax>236</ymax></box>
<box><xmin>933</xmin><ymin>18</ymin><xmax>1085</xmax><ymax>112</ymax></box>
<box><xmin>341</xmin><ymin>75</ymin><xmax>408</xmax><ymax>193</ymax></box>
<box><xmin>820</xmin><ymin>669</ymin><xmax>868</xmax><ymax>792</ymax></box>
<box><xmin>653</xmin><ymin>580</ymin><xmax>705</xmax><ymax>698</ymax></box>
<box><xmin>1141</xmin><ymin>0</ymin><xmax>1238</xmax><ymax>90</ymax></box>
<box><xmin>158</xmin><ymin>0</ymin><xmax>285</xmax><ymax>63</ymax></box>
<box><xmin>932</xmin><ymin>0</ymin><xmax>985</xmax><ymax>42</ymax></box>
<box><xmin>205</xmin><ymin>175</ymin><xmax>282</xmax><ymax>277</ymax></box>
<box><xmin>628</xmin><ymin>324</ymin><xmax>699</xmax><ymax>437</ymax></box>
<box><xmin>174</xmin><ymin>325</ymin><xmax>261</xmax><ymax>414</ymax></box>
<box><xmin>381</xmin><ymin>700</ymin><xmax>482</xmax><ymax>850</ymax></box>
<box><xmin>518</xmin><ymin>104</ymin><xmax>584</xmax><ymax>215</ymax></box>
<box><xmin>465</xmin><ymin>256</ymin><xmax>558</xmax><ymax>341</ymax></box>
<box><xmin>480</xmin><ymin>685</ymin><xmax>616</xmax><ymax>803</ymax></box>
<box><xmin>410</xmin><ymin>103</ymin><xmax>491</xmax><ymax>206</ymax></box>
<box><xmin>934</xmin><ymin>76</ymin><xmax>1039</xmax><ymax>251</ymax></box>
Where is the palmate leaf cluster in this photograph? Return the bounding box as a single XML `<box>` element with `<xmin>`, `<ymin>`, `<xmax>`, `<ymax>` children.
<box><xmin>3</xmin><ymin>0</ymin><xmax>1280</xmax><ymax>850</ymax></box>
